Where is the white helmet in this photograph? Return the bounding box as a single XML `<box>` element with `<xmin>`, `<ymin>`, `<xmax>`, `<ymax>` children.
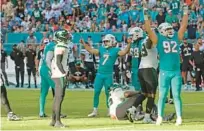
<box><xmin>103</xmin><ymin>34</ymin><xmax>116</xmax><ymax>48</ymax></box>
<box><xmin>43</xmin><ymin>38</ymin><xmax>49</xmax><ymax>44</ymax></box>
<box><xmin>128</xmin><ymin>27</ymin><xmax>143</xmax><ymax>41</ymax></box>
<box><xmin>158</xmin><ymin>23</ymin><xmax>174</xmax><ymax>38</ymax></box>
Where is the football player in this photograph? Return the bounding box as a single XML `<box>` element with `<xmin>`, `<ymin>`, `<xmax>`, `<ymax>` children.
<box><xmin>143</xmin><ymin>1</ymin><xmax>189</xmax><ymax>125</ymax></box>
<box><xmin>80</xmin><ymin>34</ymin><xmax>132</xmax><ymax>117</ymax></box>
<box><xmin>50</xmin><ymin>30</ymin><xmax>71</xmax><ymax>127</ymax></box>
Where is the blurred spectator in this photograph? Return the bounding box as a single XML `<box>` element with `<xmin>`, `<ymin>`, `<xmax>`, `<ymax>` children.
<box><xmin>187</xmin><ymin>21</ymin><xmax>198</xmax><ymax>40</ymax></box>
<box><xmin>107</xmin><ymin>7</ymin><xmax>118</xmax><ymax>28</ymax></box>
<box><xmin>169</xmin><ymin>0</ymin><xmax>180</xmax><ymax>15</ymax></box>
<box><xmin>26</xmin><ymin>31</ymin><xmax>37</xmax><ymax>44</ymax></box>
<box><xmin>156</xmin><ymin>9</ymin><xmax>165</xmax><ymax>26</ymax></box>
<box><xmin>2</xmin><ymin>0</ymin><xmax>14</xmax><ymax>18</ymax></box>
<box><xmin>51</xmin><ymin>0</ymin><xmax>61</xmax><ymax>19</ymax></box>
<box><xmin>150</xmin><ymin>6</ymin><xmax>158</xmax><ymax>22</ymax></box>
<box><xmin>165</xmin><ymin>10</ymin><xmax>179</xmax><ymax>24</ymax></box>
<box><xmin>15</xmin><ymin>0</ymin><xmax>25</xmax><ymax>20</ymax></box>
<box><xmin>72</xmin><ymin>4</ymin><xmax>84</xmax><ymax>20</ymax></box>
<box><xmin>10</xmin><ymin>44</ymin><xmax>25</xmax><ymax>88</ymax></box>
<box><xmin>42</xmin><ymin>6</ymin><xmax>53</xmax><ymax>22</ymax></box>
<box><xmin>32</xmin><ymin>4</ymin><xmax>43</xmax><ymax>22</ymax></box>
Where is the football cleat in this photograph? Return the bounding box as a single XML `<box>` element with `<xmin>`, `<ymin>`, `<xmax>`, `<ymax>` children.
<box><xmin>39</xmin><ymin>114</ymin><xmax>48</xmax><ymax>118</ymax></box>
<box><xmin>7</xmin><ymin>112</ymin><xmax>21</xmax><ymax>121</ymax></box>
<box><xmin>156</xmin><ymin>116</ymin><xmax>163</xmax><ymax>125</ymax></box>
<box><xmin>175</xmin><ymin>117</ymin><xmax>182</xmax><ymax>126</ymax></box>
<box><xmin>60</xmin><ymin>114</ymin><xmax>67</xmax><ymax>118</ymax></box>
<box><xmin>88</xmin><ymin>110</ymin><xmax>98</xmax><ymax>117</ymax></box>
<box><xmin>168</xmin><ymin>99</ymin><xmax>174</xmax><ymax>104</ymax></box>
<box><xmin>126</xmin><ymin>107</ymin><xmax>137</xmax><ymax>123</ymax></box>
<box><xmin>54</xmin><ymin>121</ymin><xmax>67</xmax><ymax>128</ymax></box>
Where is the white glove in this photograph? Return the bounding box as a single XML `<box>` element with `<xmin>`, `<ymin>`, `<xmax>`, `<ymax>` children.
<box><xmin>183</xmin><ymin>4</ymin><xmax>188</xmax><ymax>15</ymax></box>
<box><xmin>123</xmin><ymin>64</ymin><xmax>126</xmax><ymax>70</ymax></box>
<box><xmin>143</xmin><ymin>8</ymin><xmax>149</xmax><ymax>20</ymax></box>
<box><xmin>118</xmin><ymin>64</ymin><xmax>122</xmax><ymax>70</ymax></box>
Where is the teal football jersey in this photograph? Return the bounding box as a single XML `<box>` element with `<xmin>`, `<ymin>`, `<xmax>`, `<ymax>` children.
<box><xmin>41</xmin><ymin>42</ymin><xmax>55</xmax><ymax>69</ymax></box>
<box><xmin>97</xmin><ymin>46</ymin><xmax>120</xmax><ymax>74</ymax></box>
<box><xmin>129</xmin><ymin>40</ymin><xmax>143</xmax><ymax>68</ymax></box>
<box><xmin>157</xmin><ymin>32</ymin><xmax>181</xmax><ymax>71</ymax></box>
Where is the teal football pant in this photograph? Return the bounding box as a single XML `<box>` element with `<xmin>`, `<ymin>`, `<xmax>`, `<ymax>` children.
<box><xmin>39</xmin><ymin>67</ymin><xmax>55</xmax><ymax>116</ymax></box>
<box><xmin>131</xmin><ymin>68</ymin><xmax>141</xmax><ymax>91</ymax></box>
<box><xmin>93</xmin><ymin>73</ymin><xmax>113</xmax><ymax>108</ymax></box>
<box><xmin>158</xmin><ymin>70</ymin><xmax>182</xmax><ymax>117</ymax></box>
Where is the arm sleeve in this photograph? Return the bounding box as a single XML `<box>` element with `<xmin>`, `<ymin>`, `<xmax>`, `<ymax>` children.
<box><xmin>145</xmin><ymin>37</ymin><xmax>153</xmax><ymax>49</ymax></box>
<box><xmin>37</xmin><ymin>50</ymin><xmax>41</xmax><ymax>60</ymax></box>
<box><xmin>56</xmin><ymin>54</ymin><xmax>66</xmax><ymax>74</ymax></box>
<box><xmin>46</xmin><ymin>51</ymin><xmax>54</xmax><ymax>70</ymax></box>
<box><xmin>10</xmin><ymin>52</ymin><xmax>14</xmax><ymax>60</ymax></box>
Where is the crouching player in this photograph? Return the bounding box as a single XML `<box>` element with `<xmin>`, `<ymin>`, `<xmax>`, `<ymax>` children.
<box><xmin>109</xmin><ymin>84</ymin><xmax>175</xmax><ymax>122</ymax></box>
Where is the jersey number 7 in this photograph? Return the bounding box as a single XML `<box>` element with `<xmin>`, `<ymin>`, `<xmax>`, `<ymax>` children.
<box><xmin>102</xmin><ymin>54</ymin><xmax>109</xmax><ymax>65</ymax></box>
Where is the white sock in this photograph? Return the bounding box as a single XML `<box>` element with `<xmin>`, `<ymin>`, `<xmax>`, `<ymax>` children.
<box><xmin>93</xmin><ymin>108</ymin><xmax>97</xmax><ymax>112</ymax></box>
<box><xmin>145</xmin><ymin>113</ymin><xmax>150</xmax><ymax>119</ymax></box>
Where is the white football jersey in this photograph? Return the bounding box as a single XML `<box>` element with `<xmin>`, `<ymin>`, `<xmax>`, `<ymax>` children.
<box><xmin>67</xmin><ymin>42</ymin><xmax>75</xmax><ymax>63</ymax></box>
<box><xmin>109</xmin><ymin>88</ymin><xmax>125</xmax><ymax>117</ymax></box>
<box><xmin>51</xmin><ymin>43</ymin><xmax>69</xmax><ymax>78</ymax></box>
<box><xmin>139</xmin><ymin>37</ymin><xmax>158</xmax><ymax>70</ymax></box>
<box><xmin>81</xmin><ymin>49</ymin><xmax>94</xmax><ymax>62</ymax></box>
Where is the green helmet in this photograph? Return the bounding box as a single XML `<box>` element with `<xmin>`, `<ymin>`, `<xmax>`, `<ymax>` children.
<box><xmin>109</xmin><ymin>83</ymin><xmax>130</xmax><ymax>92</ymax></box>
<box><xmin>53</xmin><ymin>30</ymin><xmax>72</xmax><ymax>43</ymax></box>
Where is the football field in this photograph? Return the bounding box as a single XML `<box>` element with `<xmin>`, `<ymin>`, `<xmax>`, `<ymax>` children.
<box><xmin>1</xmin><ymin>89</ymin><xmax>204</xmax><ymax>130</ymax></box>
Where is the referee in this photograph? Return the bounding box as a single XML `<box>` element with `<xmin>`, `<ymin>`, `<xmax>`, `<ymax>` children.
<box><xmin>25</xmin><ymin>44</ymin><xmax>37</xmax><ymax>88</ymax></box>
<box><xmin>189</xmin><ymin>43</ymin><xmax>204</xmax><ymax>91</ymax></box>
<box><xmin>10</xmin><ymin>44</ymin><xmax>25</xmax><ymax>88</ymax></box>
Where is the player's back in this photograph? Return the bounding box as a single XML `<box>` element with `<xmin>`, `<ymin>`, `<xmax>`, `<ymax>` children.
<box><xmin>97</xmin><ymin>46</ymin><xmax>120</xmax><ymax>74</ymax></box>
<box><xmin>41</xmin><ymin>42</ymin><xmax>55</xmax><ymax>68</ymax></box>
<box><xmin>157</xmin><ymin>32</ymin><xmax>180</xmax><ymax>71</ymax></box>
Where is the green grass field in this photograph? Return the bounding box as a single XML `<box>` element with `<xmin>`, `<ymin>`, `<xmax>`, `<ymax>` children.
<box><xmin>1</xmin><ymin>89</ymin><xmax>204</xmax><ymax>130</ymax></box>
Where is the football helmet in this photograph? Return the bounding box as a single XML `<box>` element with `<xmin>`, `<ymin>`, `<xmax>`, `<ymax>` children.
<box><xmin>103</xmin><ymin>34</ymin><xmax>116</xmax><ymax>48</ymax></box>
<box><xmin>128</xmin><ymin>27</ymin><xmax>143</xmax><ymax>41</ymax></box>
<box><xmin>53</xmin><ymin>30</ymin><xmax>72</xmax><ymax>44</ymax></box>
<box><xmin>158</xmin><ymin>23</ymin><xmax>174</xmax><ymax>38</ymax></box>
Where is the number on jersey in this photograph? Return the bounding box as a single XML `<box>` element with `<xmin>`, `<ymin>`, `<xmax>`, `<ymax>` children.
<box><xmin>141</xmin><ymin>45</ymin><xmax>148</xmax><ymax>57</ymax></box>
<box><xmin>130</xmin><ymin>48</ymin><xmax>139</xmax><ymax>58</ymax></box>
<box><xmin>163</xmin><ymin>41</ymin><xmax>178</xmax><ymax>53</ymax></box>
<box><xmin>102</xmin><ymin>54</ymin><xmax>109</xmax><ymax>65</ymax></box>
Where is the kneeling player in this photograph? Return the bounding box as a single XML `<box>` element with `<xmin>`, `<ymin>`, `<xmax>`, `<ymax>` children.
<box><xmin>109</xmin><ymin>84</ymin><xmax>175</xmax><ymax>122</ymax></box>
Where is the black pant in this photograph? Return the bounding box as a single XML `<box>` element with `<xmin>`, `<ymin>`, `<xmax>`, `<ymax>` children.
<box><xmin>138</xmin><ymin>68</ymin><xmax>158</xmax><ymax>95</ymax></box>
<box><xmin>138</xmin><ymin>68</ymin><xmax>158</xmax><ymax>113</ymax></box>
<box><xmin>1</xmin><ymin>83</ymin><xmax>12</xmax><ymax>113</ymax></box>
<box><xmin>114</xmin><ymin>65</ymin><xmax>120</xmax><ymax>83</ymax></box>
<box><xmin>27</xmin><ymin>66</ymin><xmax>37</xmax><ymax>86</ymax></box>
<box><xmin>195</xmin><ymin>67</ymin><xmax>204</xmax><ymax>90</ymax></box>
<box><xmin>84</xmin><ymin>62</ymin><xmax>95</xmax><ymax>83</ymax></box>
<box><xmin>1</xmin><ymin>62</ymin><xmax>8</xmax><ymax>84</ymax></box>
<box><xmin>52</xmin><ymin>77</ymin><xmax>67</xmax><ymax>123</ymax></box>
<box><xmin>15</xmin><ymin>64</ymin><xmax>24</xmax><ymax>87</ymax></box>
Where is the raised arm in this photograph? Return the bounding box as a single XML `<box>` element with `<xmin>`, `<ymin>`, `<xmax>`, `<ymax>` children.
<box><xmin>143</xmin><ymin>6</ymin><xmax>158</xmax><ymax>46</ymax></box>
<box><xmin>178</xmin><ymin>4</ymin><xmax>189</xmax><ymax>41</ymax></box>
<box><xmin>118</xmin><ymin>38</ymin><xmax>132</xmax><ymax>56</ymax></box>
<box><xmin>80</xmin><ymin>39</ymin><xmax>99</xmax><ymax>56</ymax></box>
